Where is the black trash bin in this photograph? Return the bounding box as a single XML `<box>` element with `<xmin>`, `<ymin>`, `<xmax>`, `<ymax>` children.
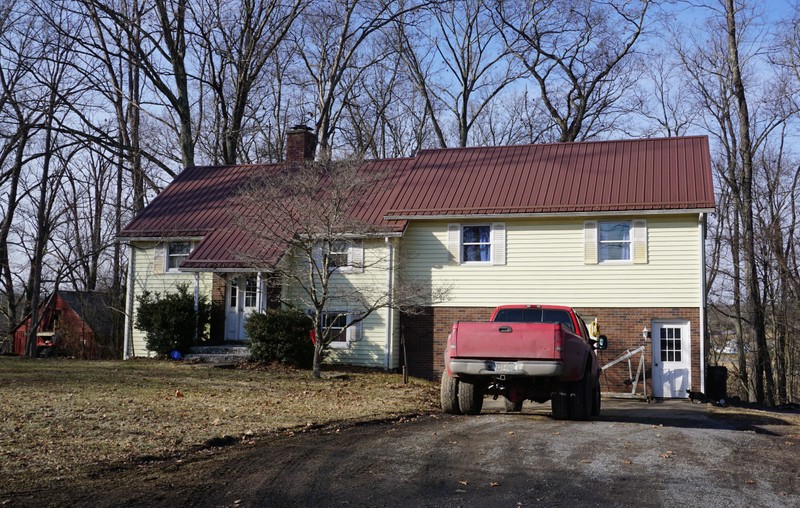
<box><xmin>706</xmin><ymin>366</ymin><xmax>728</xmax><ymax>401</ymax></box>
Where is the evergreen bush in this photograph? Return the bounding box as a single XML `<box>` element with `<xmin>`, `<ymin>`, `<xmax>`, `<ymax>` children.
<box><xmin>135</xmin><ymin>284</ymin><xmax>210</xmax><ymax>356</ymax></box>
<box><xmin>246</xmin><ymin>309</ymin><xmax>314</xmax><ymax>368</ymax></box>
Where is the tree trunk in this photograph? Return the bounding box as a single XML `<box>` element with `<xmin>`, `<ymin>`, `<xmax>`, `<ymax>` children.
<box><xmin>725</xmin><ymin>0</ymin><xmax>774</xmax><ymax>406</ymax></box>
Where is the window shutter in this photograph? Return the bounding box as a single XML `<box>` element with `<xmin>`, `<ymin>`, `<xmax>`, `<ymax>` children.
<box><xmin>311</xmin><ymin>243</ymin><xmax>323</xmax><ymax>274</ymax></box>
<box><xmin>153</xmin><ymin>243</ymin><xmax>165</xmax><ymax>274</ymax></box>
<box><xmin>347</xmin><ymin>315</ymin><xmax>362</xmax><ymax>342</ymax></box>
<box><xmin>633</xmin><ymin>220</ymin><xmax>648</xmax><ymax>264</ymax></box>
<box><xmin>349</xmin><ymin>241</ymin><xmax>364</xmax><ymax>273</ymax></box>
<box><xmin>491</xmin><ymin>223</ymin><xmax>506</xmax><ymax>266</ymax></box>
<box><xmin>447</xmin><ymin>224</ymin><xmax>461</xmax><ymax>264</ymax></box>
<box><xmin>584</xmin><ymin>221</ymin><xmax>598</xmax><ymax>264</ymax></box>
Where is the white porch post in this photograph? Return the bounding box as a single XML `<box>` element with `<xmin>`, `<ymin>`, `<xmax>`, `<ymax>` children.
<box><xmin>193</xmin><ymin>272</ymin><xmax>200</xmax><ymax>341</ymax></box>
<box><xmin>257</xmin><ymin>271</ymin><xmax>264</xmax><ymax>312</ymax></box>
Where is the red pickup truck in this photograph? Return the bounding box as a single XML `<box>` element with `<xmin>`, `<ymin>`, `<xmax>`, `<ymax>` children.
<box><xmin>441</xmin><ymin>305</ymin><xmax>607</xmax><ymax>420</ymax></box>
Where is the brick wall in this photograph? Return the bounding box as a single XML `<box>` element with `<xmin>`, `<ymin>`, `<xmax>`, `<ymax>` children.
<box><xmin>576</xmin><ymin>307</ymin><xmax>701</xmax><ymax>396</ymax></box>
<box><xmin>400</xmin><ymin>306</ymin><xmax>701</xmax><ymax>396</ymax></box>
<box><xmin>285</xmin><ymin>128</ymin><xmax>317</xmax><ymax>162</ymax></box>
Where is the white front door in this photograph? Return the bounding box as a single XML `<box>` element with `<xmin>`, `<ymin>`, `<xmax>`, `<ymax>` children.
<box><xmin>225</xmin><ymin>276</ymin><xmax>258</xmax><ymax>341</ymax></box>
<box><xmin>651</xmin><ymin>321</ymin><xmax>691</xmax><ymax>398</ymax></box>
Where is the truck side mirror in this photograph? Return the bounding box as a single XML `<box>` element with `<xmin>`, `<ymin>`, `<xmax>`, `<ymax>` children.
<box><xmin>597</xmin><ymin>335</ymin><xmax>608</xmax><ymax>350</ymax></box>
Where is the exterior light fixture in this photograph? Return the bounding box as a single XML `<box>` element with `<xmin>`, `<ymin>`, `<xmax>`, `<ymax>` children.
<box><xmin>642</xmin><ymin>326</ymin><xmax>650</xmax><ymax>340</ymax></box>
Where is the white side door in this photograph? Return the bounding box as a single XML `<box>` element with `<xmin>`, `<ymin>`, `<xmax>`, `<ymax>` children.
<box><xmin>225</xmin><ymin>277</ymin><xmax>258</xmax><ymax>341</ymax></box>
<box><xmin>651</xmin><ymin>321</ymin><xmax>691</xmax><ymax>398</ymax></box>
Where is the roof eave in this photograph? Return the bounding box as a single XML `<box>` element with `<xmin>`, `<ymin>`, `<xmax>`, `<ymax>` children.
<box><xmin>119</xmin><ymin>235</ymin><xmax>206</xmax><ymax>243</ymax></box>
<box><xmin>384</xmin><ymin>208</ymin><xmax>716</xmax><ymax>221</ymax></box>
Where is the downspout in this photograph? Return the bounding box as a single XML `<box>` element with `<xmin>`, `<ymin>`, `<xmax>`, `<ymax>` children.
<box><xmin>123</xmin><ymin>244</ymin><xmax>135</xmax><ymax>360</ymax></box>
<box><xmin>385</xmin><ymin>236</ymin><xmax>394</xmax><ymax>370</ymax></box>
<box><xmin>699</xmin><ymin>213</ymin><xmax>707</xmax><ymax>393</ymax></box>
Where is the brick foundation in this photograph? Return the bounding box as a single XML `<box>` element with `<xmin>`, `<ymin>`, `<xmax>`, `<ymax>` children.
<box><xmin>400</xmin><ymin>306</ymin><xmax>702</xmax><ymax>396</ymax></box>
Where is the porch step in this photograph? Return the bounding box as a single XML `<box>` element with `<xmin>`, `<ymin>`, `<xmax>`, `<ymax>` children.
<box><xmin>184</xmin><ymin>345</ymin><xmax>250</xmax><ymax>364</ymax></box>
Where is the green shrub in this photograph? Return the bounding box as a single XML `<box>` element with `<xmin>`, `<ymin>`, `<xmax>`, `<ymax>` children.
<box><xmin>246</xmin><ymin>309</ymin><xmax>314</xmax><ymax>368</ymax></box>
<box><xmin>135</xmin><ymin>284</ymin><xmax>210</xmax><ymax>356</ymax></box>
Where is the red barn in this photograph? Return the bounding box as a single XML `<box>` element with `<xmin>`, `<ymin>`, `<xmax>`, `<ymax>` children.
<box><xmin>10</xmin><ymin>291</ymin><xmax>117</xmax><ymax>359</ymax></box>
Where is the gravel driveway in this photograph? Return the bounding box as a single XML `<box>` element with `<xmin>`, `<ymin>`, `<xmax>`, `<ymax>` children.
<box><xmin>16</xmin><ymin>398</ymin><xmax>800</xmax><ymax>507</ymax></box>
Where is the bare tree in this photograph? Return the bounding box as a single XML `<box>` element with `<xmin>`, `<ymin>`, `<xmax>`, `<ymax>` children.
<box><xmin>192</xmin><ymin>0</ymin><xmax>305</xmax><ymax>164</ymax></box>
<box><xmin>676</xmin><ymin>0</ymin><xmax>799</xmax><ymax>404</ymax></box>
<box><xmin>293</xmin><ymin>0</ymin><xmax>426</xmax><ymax>157</ymax></box>
<box><xmin>0</xmin><ymin>1</ymin><xmax>41</xmax><ymax>333</ymax></box>
<box><xmin>495</xmin><ymin>0</ymin><xmax>650</xmax><ymax>142</ymax></box>
<box><xmin>235</xmin><ymin>157</ymin><xmax>448</xmax><ymax>377</ymax></box>
<box><xmin>397</xmin><ymin>0</ymin><xmax>518</xmax><ymax>148</ymax></box>
<box><xmin>632</xmin><ymin>52</ymin><xmax>697</xmax><ymax>137</ymax></box>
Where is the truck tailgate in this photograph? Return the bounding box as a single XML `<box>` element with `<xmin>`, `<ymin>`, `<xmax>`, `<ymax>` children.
<box><xmin>452</xmin><ymin>322</ymin><xmax>559</xmax><ymax>360</ymax></box>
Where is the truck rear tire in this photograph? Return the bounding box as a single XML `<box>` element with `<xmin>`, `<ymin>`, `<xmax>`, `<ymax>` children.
<box><xmin>591</xmin><ymin>378</ymin><xmax>601</xmax><ymax>416</ymax></box>
<box><xmin>504</xmin><ymin>398</ymin><xmax>523</xmax><ymax>412</ymax></box>
<box><xmin>440</xmin><ymin>371</ymin><xmax>462</xmax><ymax>415</ymax></box>
<box><xmin>570</xmin><ymin>372</ymin><xmax>592</xmax><ymax>421</ymax></box>
<box><xmin>458</xmin><ymin>379</ymin><xmax>484</xmax><ymax>415</ymax></box>
<box><xmin>551</xmin><ymin>384</ymin><xmax>571</xmax><ymax>420</ymax></box>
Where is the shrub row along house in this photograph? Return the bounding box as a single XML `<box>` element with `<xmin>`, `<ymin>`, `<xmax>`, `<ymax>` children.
<box><xmin>119</xmin><ymin>128</ymin><xmax>715</xmax><ymax>397</ymax></box>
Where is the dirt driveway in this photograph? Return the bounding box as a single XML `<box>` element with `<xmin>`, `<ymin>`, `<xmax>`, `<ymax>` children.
<box><xmin>12</xmin><ymin>399</ymin><xmax>800</xmax><ymax>507</ymax></box>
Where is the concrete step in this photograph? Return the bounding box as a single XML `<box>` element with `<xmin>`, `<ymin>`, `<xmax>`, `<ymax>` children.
<box><xmin>189</xmin><ymin>345</ymin><xmax>249</xmax><ymax>355</ymax></box>
<box><xmin>185</xmin><ymin>345</ymin><xmax>250</xmax><ymax>363</ymax></box>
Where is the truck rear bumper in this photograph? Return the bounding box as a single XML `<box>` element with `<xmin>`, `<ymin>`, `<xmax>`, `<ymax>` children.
<box><xmin>449</xmin><ymin>359</ymin><xmax>563</xmax><ymax>377</ymax></box>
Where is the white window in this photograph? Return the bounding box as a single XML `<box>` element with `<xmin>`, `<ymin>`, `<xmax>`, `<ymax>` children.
<box><xmin>314</xmin><ymin>240</ymin><xmax>364</xmax><ymax>274</ymax></box>
<box><xmin>598</xmin><ymin>221</ymin><xmax>631</xmax><ymax>262</ymax></box>
<box><xmin>447</xmin><ymin>223</ymin><xmax>506</xmax><ymax>265</ymax></box>
<box><xmin>323</xmin><ymin>312</ymin><xmax>348</xmax><ymax>347</ymax></box>
<box><xmin>319</xmin><ymin>311</ymin><xmax>361</xmax><ymax>349</ymax></box>
<box><xmin>462</xmin><ymin>225</ymin><xmax>491</xmax><ymax>262</ymax></box>
<box><xmin>167</xmin><ymin>242</ymin><xmax>192</xmax><ymax>271</ymax></box>
<box><xmin>244</xmin><ymin>277</ymin><xmax>257</xmax><ymax>308</ymax></box>
<box><xmin>584</xmin><ymin>220</ymin><xmax>647</xmax><ymax>265</ymax></box>
<box><xmin>328</xmin><ymin>241</ymin><xmax>350</xmax><ymax>270</ymax></box>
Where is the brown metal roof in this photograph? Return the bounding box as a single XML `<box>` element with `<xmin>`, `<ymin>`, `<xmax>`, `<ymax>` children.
<box><xmin>382</xmin><ymin>136</ymin><xmax>715</xmax><ymax>217</ymax></box>
<box><xmin>120</xmin><ymin>136</ymin><xmax>715</xmax><ymax>269</ymax></box>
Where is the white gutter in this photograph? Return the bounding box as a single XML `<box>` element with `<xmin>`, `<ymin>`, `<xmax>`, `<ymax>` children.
<box><xmin>123</xmin><ymin>245</ymin><xmax>136</xmax><ymax>360</ymax></box>
<box><xmin>699</xmin><ymin>213</ymin><xmax>707</xmax><ymax>393</ymax></box>
<box><xmin>385</xmin><ymin>208</ymin><xmax>716</xmax><ymax>221</ymax></box>
<box><xmin>385</xmin><ymin>236</ymin><xmax>394</xmax><ymax>370</ymax></box>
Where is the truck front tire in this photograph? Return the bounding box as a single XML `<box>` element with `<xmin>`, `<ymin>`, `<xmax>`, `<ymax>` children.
<box><xmin>440</xmin><ymin>371</ymin><xmax>462</xmax><ymax>415</ymax></box>
<box><xmin>457</xmin><ymin>379</ymin><xmax>484</xmax><ymax>415</ymax></box>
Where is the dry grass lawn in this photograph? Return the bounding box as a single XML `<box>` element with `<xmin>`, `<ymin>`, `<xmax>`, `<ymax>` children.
<box><xmin>0</xmin><ymin>357</ymin><xmax>438</xmax><ymax>492</ymax></box>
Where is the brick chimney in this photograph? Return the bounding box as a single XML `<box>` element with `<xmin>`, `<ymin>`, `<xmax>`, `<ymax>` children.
<box><xmin>286</xmin><ymin>125</ymin><xmax>317</xmax><ymax>162</ymax></box>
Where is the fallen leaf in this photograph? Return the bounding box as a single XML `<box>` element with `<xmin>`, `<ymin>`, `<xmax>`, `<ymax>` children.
<box><xmin>580</xmin><ymin>459</ymin><xmax>590</xmax><ymax>464</ymax></box>
<box><xmin>490</xmin><ymin>482</ymin><xmax>500</xmax><ymax>487</ymax></box>
<box><xmin>507</xmin><ymin>431</ymin><xmax>515</xmax><ymax>436</ymax></box>
<box><xmin>459</xmin><ymin>480</ymin><xmax>468</xmax><ymax>486</ymax></box>
<box><xmin>660</xmin><ymin>451</ymin><xmax>673</xmax><ymax>459</ymax></box>
<box><xmin>623</xmin><ymin>459</ymin><xmax>632</xmax><ymax>465</ymax></box>
<box><xmin>211</xmin><ymin>418</ymin><xmax>221</xmax><ymax>426</ymax></box>
<box><xmin>745</xmin><ymin>480</ymin><xmax>756</xmax><ymax>485</ymax></box>
<box><xmin>175</xmin><ymin>390</ymin><xmax>184</xmax><ymax>398</ymax></box>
